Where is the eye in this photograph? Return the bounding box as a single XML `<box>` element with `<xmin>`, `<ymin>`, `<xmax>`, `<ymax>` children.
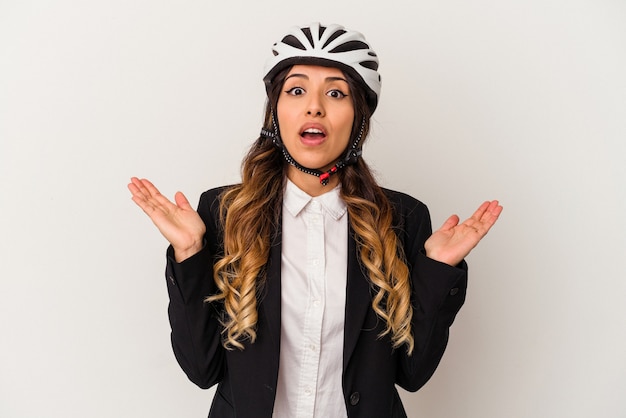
<box><xmin>285</xmin><ymin>87</ymin><xmax>305</xmax><ymax>96</ymax></box>
<box><xmin>327</xmin><ymin>89</ymin><xmax>347</xmax><ymax>99</ymax></box>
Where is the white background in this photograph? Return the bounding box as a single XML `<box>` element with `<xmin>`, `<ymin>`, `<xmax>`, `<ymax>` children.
<box><xmin>1</xmin><ymin>0</ymin><xmax>625</xmax><ymax>417</ymax></box>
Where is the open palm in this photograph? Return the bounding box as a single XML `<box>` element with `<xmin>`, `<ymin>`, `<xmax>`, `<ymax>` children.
<box><xmin>128</xmin><ymin>177</ymin><xmax>206</xmax><ymax>262</ymax></box>
<box><xmin>425</xmin><ymin>200</ymin><xmax>503</xmax><ymax>266</ymax></box>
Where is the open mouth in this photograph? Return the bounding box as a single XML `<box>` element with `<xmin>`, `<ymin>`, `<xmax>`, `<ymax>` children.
<box><xmin>300</xmin><ymin>127</ymin><xmax>327</xmax><ymax>140</ymax></box>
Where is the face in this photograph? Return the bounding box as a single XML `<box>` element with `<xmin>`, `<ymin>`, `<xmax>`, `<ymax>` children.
<box><xmin>276</xmin><ymin>65</ymin><xmax>355</xmax><ymax>175</ymax></box>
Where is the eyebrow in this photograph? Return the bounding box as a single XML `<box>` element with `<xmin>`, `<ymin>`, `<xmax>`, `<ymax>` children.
<box><xmin>285</xmin><ymin>73</ymin><xmax>348</xmax><ymax>83</ymax></box>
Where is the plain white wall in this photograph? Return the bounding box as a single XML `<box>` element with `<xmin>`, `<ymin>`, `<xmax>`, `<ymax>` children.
<box><xmin>1</xmin><ymin>0</ymin><xmax>625</xmax><ymax>417</ymax></box>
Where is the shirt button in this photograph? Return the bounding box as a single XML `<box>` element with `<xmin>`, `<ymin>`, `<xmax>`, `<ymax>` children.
<box><xmin>350</xmin><ymin>392</ymin><xmax>360</xmax><ymax>405</ymax></box>
<box><xmin>449</xmin><ymin>287</ymin><xmax>459</xmax><ymax>296</ymax></box>
<box><xmin>304</xmin><ymin>387</ymin><xmax>312</xmax><ymax>395</ymax></box>
<box><xmin>309</xmin><ymin>344</ymin><xmax>316</xmax><ymax>351</ymax></box>
<box><xmin>313</xmin><ymin>300</ymin><xmax>320</xmax><ymax>307</ymax></box>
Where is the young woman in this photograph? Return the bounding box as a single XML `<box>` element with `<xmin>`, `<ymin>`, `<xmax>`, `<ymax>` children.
<box><xmin>128</xmin><ymin>23</ymin><xmax>502</xmax><ymax>418</ymax></box>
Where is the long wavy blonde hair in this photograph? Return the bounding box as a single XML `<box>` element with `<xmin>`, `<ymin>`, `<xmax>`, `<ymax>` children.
<box><xmin>206</xmin><ymin>67</ymin><xmax>415</xmax><ymax>354</ymax></box>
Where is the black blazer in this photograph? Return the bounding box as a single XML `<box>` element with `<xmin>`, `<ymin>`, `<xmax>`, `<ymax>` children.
<box><xmin>165</xmin><ymin>186</ymin><xmax>467</xmax><ymax>418</ymax></box>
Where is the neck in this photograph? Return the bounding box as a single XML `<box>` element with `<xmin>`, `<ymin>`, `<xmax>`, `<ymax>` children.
<box><xmin>287</xmin><ymin>166</ymin><xmax>339</xmax><ymax>196</ymax></box>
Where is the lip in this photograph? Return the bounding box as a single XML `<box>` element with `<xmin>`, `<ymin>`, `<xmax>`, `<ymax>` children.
<box><xmin>299</xmin><ymin>123</ymin><xmax>328</xmax><ymax>146</ymax></box>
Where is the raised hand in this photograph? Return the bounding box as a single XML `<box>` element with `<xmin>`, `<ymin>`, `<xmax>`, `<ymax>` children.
<box><xmin>424</xmin><ymin>200</ymin><xmax>503</xmax><ymax>266</ymax></box>
<box><xmin>128</xmin><ymin>177</ymin><xmax>206</xmax><ymax>262</ymax></box>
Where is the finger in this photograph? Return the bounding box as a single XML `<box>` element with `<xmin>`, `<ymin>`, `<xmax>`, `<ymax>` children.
<box><xmin>469</xmin><ymin>201</ymin><xmax>491</xmax><ymax>222</ymax></box>
<box><xmin>131</xmin><ymin>192</ymin><xmax>178</xmax><ymax>223</ymax></box>
<box><xmin>131</xmin><ymin>193</ymin><xmax>158</xmax><ymax>216</ymax></box>
<box><xmin>468</xmin><ymin>201</ymin><xmax>503</xmax><ymax>236</ymax></box>
<box><xmin>129</xmin><ymin>177</ymin><xmax>155</xmax><ymax>201</ymax></box>
<box><xmin>128</xmin><ymin>177</ymin><xmax>149</xmax><ymax>199</ymax></box>
<box><xmin>488</xmin><ymin>201</ymin><xmax>503</xmax><ymax>218</ymax></box>
<box><xmin>132</xmin><ymin>178</ymin><xmax>167</xmax><ymax>207</ymax></box>
<box><xmin>174</xmin><ymin>191</ymin><xmax>193</xmax><ymax>210</ymax></box>
<box><xmin>437</xmin><ymin>214</ymin><xmax>460</xmax><ymax>232</ymax></box>
<box><xmin>128</xmin><ymin>177</ymin><xmax>175</xmax><ymax>218</ymax></box>
<box><xmin>150</xmin><ymin>191</ymin><xmax>177</xmax><ymax>213</ymax></box>
<box><xmin>128</xmin><ymin>183</ymin><xmax>154</xmax><ymax>209</ymax></box>
<box><xmin>478</xmin><ymin>200</ymin><xmax>503</xmax><ymax>227</ymax></box>
<box><xmin>127</xmin><ymin>181</ymin><xmax>141</xmax><ymax>197</ymax></box>
<box><xmin>134</xmin><ymin>178</ymin><xmax>178</xmax><ymax>213</ymax></box>
<box><xmin>139</xmin><ymin>178</ymin><xmax>162</xmax><ymax>198</ymax></box>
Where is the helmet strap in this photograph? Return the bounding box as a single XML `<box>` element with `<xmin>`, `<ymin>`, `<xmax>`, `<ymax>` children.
<box><xmin>260</xmin><ymin>110</ymin><xmax>365</xmax><ymax>186</ymax></box>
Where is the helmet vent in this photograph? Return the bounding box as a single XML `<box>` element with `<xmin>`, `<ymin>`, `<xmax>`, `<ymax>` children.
<box><xmin>329</xmin><ymin>40</ymin><xmax>370</xmax><ymax>53</ymax></box>
<box><xmin>360</xmin><ymin>60</ymin><xmax>379</xmax><ymax>71</ymax></box>
<box><xmin>281</xmin><ymin>35</ymin><xmax>306</xmax><ymax>50</ymax></box>
<box><xmin>322</xmin><ymin>29</ymin><xmax>347</xmax><ymax>49</ymax></box>
<box><xmin>301</xmin><ymin>27</ymin><xmax>315</xmax><ymax>48</ymax></box>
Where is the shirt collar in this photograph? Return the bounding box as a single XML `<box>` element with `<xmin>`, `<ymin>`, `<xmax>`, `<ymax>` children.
<box><xmin>283</xmin><ymin>178</ymin><xmax>347</xmax><ymax>220</ymax></box>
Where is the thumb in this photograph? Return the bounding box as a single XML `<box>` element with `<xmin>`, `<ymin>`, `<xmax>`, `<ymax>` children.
<box><xmin>174</xmin><ymin>191</ymin><xmax>193</xmax><ymax>210</ymax></box>
<box><xmin>438</xmin><ymin>214</ymin><xmax>460</xmax><ymax>232</ymax></box>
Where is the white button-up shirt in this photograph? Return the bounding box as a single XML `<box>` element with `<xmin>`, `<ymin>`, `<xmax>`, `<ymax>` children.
<box><xmin>272</xmin><ymin>179</ymin><xmax>348</xmax><ymax>418</ymax></box>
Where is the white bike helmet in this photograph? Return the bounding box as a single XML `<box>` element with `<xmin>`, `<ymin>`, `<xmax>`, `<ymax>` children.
<box><xmin>263</xmin><ymin>23</ymin><xmax>381</xmax><ymax>113</ymax></box>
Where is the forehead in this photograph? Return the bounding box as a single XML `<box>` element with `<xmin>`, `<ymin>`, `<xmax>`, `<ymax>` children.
<box><xmin>286</xmin><ymin>64</ymin><xmax>347</xmax><ymax>80</ymax></box>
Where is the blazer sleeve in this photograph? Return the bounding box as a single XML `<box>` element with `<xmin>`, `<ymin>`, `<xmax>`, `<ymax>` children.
<box><xmin>164</xmin><ymin>188</ymin><xmax>226</xmax><ymax>389</ymax></box>
<box><xmin>389</xmin><ymin>192</ymin><xmax>468</xmax><ymax>392</ymax></box>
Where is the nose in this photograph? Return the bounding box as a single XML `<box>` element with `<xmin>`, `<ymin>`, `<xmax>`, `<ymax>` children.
<box><xmin>306</xmin><ymin>93</ymin><xmax>325</xmax><ymax>117</ymax></box>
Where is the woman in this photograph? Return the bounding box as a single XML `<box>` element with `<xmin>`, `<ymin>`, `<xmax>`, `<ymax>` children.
<box><xmin>128</xmin><ymin>23</ymin><xmax>502</xmax><ymax>418</ymax></box>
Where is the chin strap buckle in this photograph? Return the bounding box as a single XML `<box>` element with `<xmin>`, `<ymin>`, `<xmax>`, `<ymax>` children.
<box><xmin>319</xmin><ymin>166</ymin><xmax>339</xmax><ymax>186</ymax></box>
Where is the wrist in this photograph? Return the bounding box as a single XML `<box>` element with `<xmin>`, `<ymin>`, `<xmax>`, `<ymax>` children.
<box><xmin>173</xmin><ymin>241</ymin><xmax>203</xmax><ymax>263</ymax></box>
<box><xmin>425</xmin><ymin>250</ymin><xmax>460</xmax><ymax>267</ymax></box>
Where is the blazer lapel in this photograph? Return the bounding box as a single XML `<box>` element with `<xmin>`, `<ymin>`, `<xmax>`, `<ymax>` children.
<box><xmin>343</xmin><ymin>225</ymin><xmax>372</xmax><ymax>372</ymax></box>
<box><xmin>261</xmin><ymin>224</ymin><xmax>282</xmax><ymax>354</ymax></box>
